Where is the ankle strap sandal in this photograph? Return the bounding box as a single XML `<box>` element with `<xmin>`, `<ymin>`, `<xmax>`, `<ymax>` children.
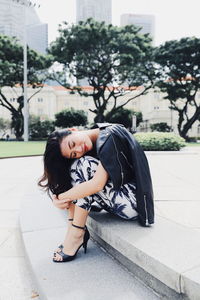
<box><xmin>53</xmin><ymin>223</ymin><xmax>90</xmax><ymax>263</ymax></box>
<box><xmin>72</xmin><ymin>223</ymin><xmax>86</xmax><ymax>230</ymax></box>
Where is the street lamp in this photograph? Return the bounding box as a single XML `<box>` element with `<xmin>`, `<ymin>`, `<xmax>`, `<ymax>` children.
<box><xmin>131</xmin><ymin>114</ymin><xmax>137</xmax><ymax>133</ymax></box>
<box><xmin>11</xmin><ymin>0</ymin><xmax>40</xmax><ymax>141</ymax></box>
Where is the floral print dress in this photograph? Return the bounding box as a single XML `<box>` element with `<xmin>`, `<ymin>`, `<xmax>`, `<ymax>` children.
<box><xmin>70</xmin><ymin>156</ymin><xmax>138</xmax><ymax>220</ymax></box>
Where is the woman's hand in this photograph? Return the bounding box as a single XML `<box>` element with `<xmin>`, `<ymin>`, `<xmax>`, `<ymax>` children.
<box><xmin>52</xmin><ymin>194</ymin><xmax>71</xmax><ymax>210</ymax></box>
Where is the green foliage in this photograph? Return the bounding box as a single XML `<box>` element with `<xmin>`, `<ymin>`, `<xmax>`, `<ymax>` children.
<box><xmin>105</xmin><ymin>108</ymin><xmax>142</xmax><ymax>128</ymax></box>
<box><xmin>0</xmin><ymin>118</ymin><xmax>10</xmax><ymax>131</ymax></box>
<box><xmin>0</xmin><ymin>34</ymin><xmax>53</xmax><ymax>139</ymax></box>
<box><xmin>154</xmin><ymin>37</ymin><xmax>200</xmax><ymax>140</ymax></box>
<box><xmin>49</xmin><ymin>19</ymin><xmax>155</xmax><ymax>122</ymax></box>
<box><xmin>150</xmin><ymin>122</ymin><xmax>171</xmax><ymax>132</ymax></box>
<box><xmin>55</xmin><ymin>108</ymin><xmax>88</xmax><ymax>128</ymax></box>
<box><xmin>134</xmin><ymin>132</ymin><xmax>186</xmax><ymax>151</ymax></box>
<box><xmin>0</xmin><ymin>117</ymin><xmax>10</xmax><ymax>138</ymax></box>
<box><xmin>29</xmin><ymin>114</ymin><xmax>40</xmax><ymax>124</ymax></box>
<box><xmin>29</xmin><ymin>120</ymin><xmax>55</xmax><ymax>139</ymax></box>
<box><xmin>0</xmin><ymin>35</ymin><xmax>52</xmax><ymax>87</ymax></box>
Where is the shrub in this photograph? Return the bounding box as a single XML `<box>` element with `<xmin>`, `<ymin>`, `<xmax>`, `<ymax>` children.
<box><xmin>29</xmin><ymin>120</ymin><xmax>55</xmax><ymax>139</ymax></box>
<box><xmin>134</xmin><ymin>132</ymin><xmax>186</xmax><ymax>151</ymax></box>
<box><xmin>186</xmin><ymin>136</ymin><xmax>198</xmax><ymax>142</ymax></box>
<box><xmin>55</xmin><ymin>108</ymin><xmax>87</xmax><ymax>128</ymax></box>
<box><xmin>105</xmin><ymin>108</ymin><xmax>142</xmax><ymax>129</ymax></box>
<box><xmin>150</xmin><ymin>122</ymin><xmax>171</xmax><ymax>132</ymax></box>
<box><xmin>0</xmin><ymin>118</ymin><xmax>11</xmax><ymax>138</ymax></box>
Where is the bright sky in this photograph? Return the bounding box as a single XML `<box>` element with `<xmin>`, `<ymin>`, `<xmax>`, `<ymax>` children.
<box><xmin>35</xmin><ymin>0</ymin><xmax>200</xmax><ymax>46</ymax></box>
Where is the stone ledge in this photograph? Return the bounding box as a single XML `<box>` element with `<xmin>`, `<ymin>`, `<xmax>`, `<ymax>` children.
<box><xmin>87</xmin><ymin>212</ymin><xmax>200</xmax><ymax>300</ymax></box>
<box><xmin>19</xmin><ymin>189</ymin><xmax>161</xmax><ymax>300</ymax></box>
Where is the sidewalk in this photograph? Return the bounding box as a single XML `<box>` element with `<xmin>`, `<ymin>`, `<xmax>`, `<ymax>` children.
<box><xmin>148</xmin><ymin>148</ymin><xmax>200</xmax><ymax>230</ymax></box>
<box><xmin>0</xmin><ymin>157</ymin><xmax>43</xmax><ymax>300</ymax></box>
<box><xmin>0</xmin><ymin>148</ymin><xmax>200</xmax><ymax>299</ymax></box>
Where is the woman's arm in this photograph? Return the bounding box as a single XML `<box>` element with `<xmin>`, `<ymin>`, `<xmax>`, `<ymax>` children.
<box><xmin>57</xmin><ymin>162</ymin><xmax>108</xmax><ymax>201</ymax></box>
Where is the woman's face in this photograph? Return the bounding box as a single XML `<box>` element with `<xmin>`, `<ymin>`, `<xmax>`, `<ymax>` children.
<box><xmin>60</xmin><ymin>131</ymin><xmax>93</xmax><ymax>159</ymax></box>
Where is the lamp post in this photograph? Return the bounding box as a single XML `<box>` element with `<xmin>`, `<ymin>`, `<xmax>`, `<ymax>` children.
<box><xmin>170</xmin><ymin>108</ymin><xmax>173</xmax><ymax>132</ymax></box>
<box><xmin>131</xmin><ymin>114</ymin><xmax>137</xmax><ymax>133</ymax></box>
<box><xmin>11</xmin><ymin>0</ymin><xmax>40</xmax><ymax>141</ymax></box>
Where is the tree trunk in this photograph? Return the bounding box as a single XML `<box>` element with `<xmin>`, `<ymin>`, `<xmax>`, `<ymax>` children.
<box><xmin>93</xmin><ymin>101</ymin><xmax>107</xmax><ymax>123</ymax></box>
<box><xmin>178</xmin><ymin>106</ymin><xmax>200</xmax><ymax>141</ymax></box>
<box><xmin>94</xmin><ymin>113</ymin><xmax>105</xmax><ymax>123</ymax></box>
<box><xmin>11</xmin><ymin>112</ymin><xmax>24</xmax><ymax>140</ymax></box>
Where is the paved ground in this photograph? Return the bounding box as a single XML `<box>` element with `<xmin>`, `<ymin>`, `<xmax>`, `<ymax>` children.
<box><xmin>0</xmin><ymin>157</ymin><xmax>43</xmax><ymax>300</ymax></box>
<box><xmin>0</xmin><ymin>148</ymin><xmax>199</xmax><ymax>299</ymax></box>
<box><xmin>148</xmin><ymin>148</ymin><xmax>200</xmax><ymax>230</ymax></box>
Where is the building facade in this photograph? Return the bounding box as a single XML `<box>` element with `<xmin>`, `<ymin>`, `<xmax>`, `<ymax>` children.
<box><xmin>0</xmin><ymin>85</ymin><xmax>200</xmax><ymax>139</ymax></box>
<box><xmin>120</xmin><ymin>13</ymin><xmax>155</xmax><ymax>42</ymax></box>
<box><xmin>0</xmin><ymin>0</ymin><xmax>48</xmax><ymax>54</ymax></box>
<box><xmin>76</xmin><ymin>0</ymin><xmax>112</xmax><ymax>24</ymax></box>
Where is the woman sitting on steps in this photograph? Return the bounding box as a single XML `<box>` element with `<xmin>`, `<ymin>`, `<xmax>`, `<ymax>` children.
<box><xmin>38</xmin><ymin>123</ymin><xmax>154</xmax><ymax>263</ymax></box>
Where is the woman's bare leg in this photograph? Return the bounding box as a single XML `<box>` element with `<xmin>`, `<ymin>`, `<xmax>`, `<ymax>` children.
<box><xmin>72</xmin><ymin>204</ymin><xmax>89</xmax><ymax>227</ymax></box>
<box><xmin>67</xmin><ymin>201</ymin><xmax>75</xmax><ymax>221</ymax></box>
<box><xmin>54</xmin><ymin>205</ymin><xmax>89</xmax><ymax>261</ymax></box>
<box><xmin>54</xmin><ymin>202</ymin><xmax>75</xmax><ymax>253</ymax></box>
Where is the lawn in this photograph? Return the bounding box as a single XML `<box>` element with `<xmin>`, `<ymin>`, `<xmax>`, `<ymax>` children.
<box><xmin>185</xmin><ymin>142</ymin><xmax>200</xmax><ymax>146</ymax></box>
<box><xmin>0</xmin><ymin>140</ymin><xmax>199</xmax><ymax>158</ymax></box>
<box><xmin>0</xmin><ymin>141</ymin><xmax>46</xmax><ymax>158</ymax></box>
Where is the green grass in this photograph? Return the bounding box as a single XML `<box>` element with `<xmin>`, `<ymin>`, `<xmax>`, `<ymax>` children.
<box><xmin>0</xmin><ymin>140</ymin><xmax>199</xmax><ymax>158</ymax></box>
<box><xmin>0</xmin><ymin>141</ymin><xmax>46</xmax><ymax>158</ymax></box>
<box><xmin>185</xmin><ymin>142</ymin><xmax>200</xmax><ymax>147</ymax></box>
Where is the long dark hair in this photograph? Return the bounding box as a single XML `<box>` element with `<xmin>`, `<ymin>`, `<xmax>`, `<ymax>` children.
<box><xmin>38</xmin><ymin>129</ymin><xmax>74</xmax><ymax>196</ymax></box>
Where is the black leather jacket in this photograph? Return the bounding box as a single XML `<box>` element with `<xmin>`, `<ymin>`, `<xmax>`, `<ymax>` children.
<box><xmin>95</xmin><ymin>123</ymin><xmax>154</xmax><ymax>227</ymax></box>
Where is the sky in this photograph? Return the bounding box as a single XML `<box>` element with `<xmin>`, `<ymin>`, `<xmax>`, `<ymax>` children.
<box><xmin>35</xmin><ymin>0</ymin><xmax>200</xmax><ymax>46</ymax></box>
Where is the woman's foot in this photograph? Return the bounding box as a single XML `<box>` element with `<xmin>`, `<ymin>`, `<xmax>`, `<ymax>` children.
<box><xmin>53</xmin><ymin>224</ymin><xmax>86</xmax><ymax>262</ymax></box>
<box><xmin>54</xmin><ymin>218</ymin><xmax>73</xmax><ymax>254</ymax></box>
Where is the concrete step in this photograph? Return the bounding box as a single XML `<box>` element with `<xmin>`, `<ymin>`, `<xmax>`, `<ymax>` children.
<box><xmin>19</xmin><ymin>184</ymin><xmax>200</xmax><ymax>300</ymax></box>
<box><xmin>20</xmin><ymin>187</ymin><xmax>161</xmax><ymax>300</ymax></box>
<box><xmin>87</xmin><ymin>211</ymin><xmax>200</xmax><ymax>300</ymax></box>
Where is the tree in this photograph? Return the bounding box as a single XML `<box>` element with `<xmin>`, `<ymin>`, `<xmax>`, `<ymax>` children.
<box><xmin>105</xmin><ymin>108</ymin><xmax>142</xmax><ymax>129</ymax></box>
<box><xmin>29</xmin><ymin>119</ymin><xmax>55</xmax><ymax>139</ymax></box>
<box><xmin>150</xmin><ymin>122</ymin><xmax>171</xmax><ymax>132</ymax></box>
<box><xmin>55</xmin><ymin>108</ymin><xmax>88</xmax><ymax>128</ymax></box>
<box><xmin>29</xmin><ymin>114</ymin><xmax>40</xmax><ymax>125</ymax></box>
<box><xmin>154</xmin><ymin>37</ymin><xmax>200</xmax><ymax>140</ymax></box>
<box><xmin>0</xmin><ymin>35</ymin><xmax>52</xmax><ymax>139</ymax></box>
<box><xmin>49</xmin><ymin>19</ymin><xmax>156</xmax><ymax>122</ymax></box>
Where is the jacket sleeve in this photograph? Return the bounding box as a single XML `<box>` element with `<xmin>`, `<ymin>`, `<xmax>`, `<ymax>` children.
<box><xmin>98</xmin><ymin>136</ymin><xmax>123</xmax><ymax>190</ymax></box>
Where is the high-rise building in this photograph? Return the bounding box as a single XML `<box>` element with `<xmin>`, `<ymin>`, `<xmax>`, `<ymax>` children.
<box><xmin>120</xmin><ymin>13</ymin><xmax>155</xmax><ymax>42</ymax></box>
<box><xmin>27</xmin><ymin>23</ymin><xmax>48</xmax><ymax>54</ymax></box>
<box><xmin>0</xmin><ymin>0</ymin><xmax>48</xmax><ymax>54</ymax></box>
<box><xmin>76</xmin><ymin>0</ymin><xmax>112</xmax><ymax>24</ymax></box>
<box><xmin>76</xmin><ymin>0</ymin><xmax>112</xmax><ymax>86</ymax></box>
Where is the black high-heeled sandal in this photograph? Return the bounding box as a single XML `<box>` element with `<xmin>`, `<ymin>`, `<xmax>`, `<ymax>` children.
<box><xmin>53</xmin><ymin>223</ymin><xmax>90</xmax><ymax>263</ymax></box>
<box><xmin>53</xmin><ymin>220</ymin><xmax>89</xmax><ymax>255</ymax></box>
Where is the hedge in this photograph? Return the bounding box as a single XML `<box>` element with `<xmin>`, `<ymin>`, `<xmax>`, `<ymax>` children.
<box><xmin>134</xmin><ymin>132</ymin><xmax>186</xmax><ymax>151</ymax></box>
